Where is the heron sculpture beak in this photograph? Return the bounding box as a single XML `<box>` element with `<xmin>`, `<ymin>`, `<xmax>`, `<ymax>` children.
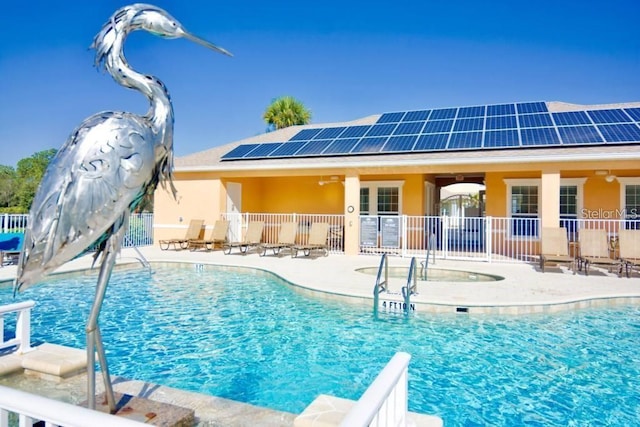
<box><xmin>181</xmin><ymin>30</ymin><xmax>233</xmax><ymax>57</ymax></box>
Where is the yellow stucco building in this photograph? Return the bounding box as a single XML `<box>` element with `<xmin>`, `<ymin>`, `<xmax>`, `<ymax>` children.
<box><xmin>154</xmin><ymin>100</ymin><xmax>640</xmax><ymax>260</ymax></box>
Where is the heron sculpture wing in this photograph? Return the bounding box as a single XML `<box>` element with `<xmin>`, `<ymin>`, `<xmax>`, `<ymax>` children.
<box><xmin>16</xmin><ymin>111</ymin><xmax>158</xmax><ymax>290</ymax></box>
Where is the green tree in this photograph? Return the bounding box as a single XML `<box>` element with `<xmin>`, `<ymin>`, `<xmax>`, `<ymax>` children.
<box><xmin>263</xmin><ymin>96</ymin><xmax>312</xmax><ymax>131</ymax></box>
<box><xmin>15</xmin><ymin>149</ymin><xmax>57</xmax><ymax>212</ymax></box>
<box><xmin>0</xmin><ymin>165</ymin><xmax>17</xmax><ymax>208</ymax></box>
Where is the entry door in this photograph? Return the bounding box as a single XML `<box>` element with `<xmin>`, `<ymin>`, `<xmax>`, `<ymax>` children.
<box><xmin>226</xmin><ymin>182</ymin><xmax>242</xmax><ymax>241</ymax></box>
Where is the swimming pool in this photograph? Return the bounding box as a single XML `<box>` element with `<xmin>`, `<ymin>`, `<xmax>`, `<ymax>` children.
<box><xmin>1</xmin><ymin>264</ymin><xmax>639</xmax><ymax>425</ymax></box>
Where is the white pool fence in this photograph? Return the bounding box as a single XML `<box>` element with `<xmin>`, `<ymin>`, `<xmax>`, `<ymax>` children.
<box><xmin>4</xmin><ymin>212</ymin><xmax>636</xmax><ymax>264</ymax></box>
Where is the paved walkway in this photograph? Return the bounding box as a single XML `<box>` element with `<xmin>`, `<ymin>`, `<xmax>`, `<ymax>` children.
<box><xmin>2</xmin><ymin>246</ymin><xmax>640</xmax><ymax>314</ymax></box>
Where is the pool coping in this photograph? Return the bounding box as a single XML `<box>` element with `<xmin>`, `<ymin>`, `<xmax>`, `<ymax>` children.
<box><xmin>3</xmin><ymin>247</ymin><xmax>640</xmax><ymax>315</ymax></box>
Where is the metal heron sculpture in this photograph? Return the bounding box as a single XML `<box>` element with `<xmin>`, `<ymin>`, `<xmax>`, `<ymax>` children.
<box><xmin>14</xmin><ymin>3</ymin><xmax>231</xmax><ymax>413</ymax></box>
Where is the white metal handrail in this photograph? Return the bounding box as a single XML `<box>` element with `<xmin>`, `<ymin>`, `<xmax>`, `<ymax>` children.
<box><xmin>0</xmin><ymin>300</ymin><xmax>34</xmax><ymax>354</ymax></box>
<box><xmin>339</xmin><ymin>352</ymin><xmax>411</xmax><ymax>427</ymax></box>
<box><xmin>0</xmin><ymin>385</ymin><xmax>145</xmax><ymax>427</ymax></box>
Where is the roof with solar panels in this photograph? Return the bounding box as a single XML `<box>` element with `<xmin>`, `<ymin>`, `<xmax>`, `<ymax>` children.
<box><xmin>175</xmin><ymin>100</ymin><xmax>640</xmax><ymax>171</ymax></box>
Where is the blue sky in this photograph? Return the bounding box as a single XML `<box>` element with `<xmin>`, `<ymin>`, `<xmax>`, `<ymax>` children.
<box><xmin>1</xmin><ymin>0</ymin><xmax>639</xmax><ymax>168</ymax></box>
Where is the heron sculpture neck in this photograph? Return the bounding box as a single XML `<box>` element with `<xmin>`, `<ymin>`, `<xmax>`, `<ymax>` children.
<box><xmin>92</xmin><ymin>10</ymin><xmax>175</xmax><ymax>183</ymax></box>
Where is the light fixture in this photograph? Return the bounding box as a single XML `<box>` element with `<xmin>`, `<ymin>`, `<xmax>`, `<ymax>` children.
<box><xmin>595</xmin><ymin>170</ymin><xmax>616</xmax><ymax>182</ymax></box>
<box><xmin>318</xmin><ymin>175</ymin><xmax>340</xmax><ymax>186</ymax></box>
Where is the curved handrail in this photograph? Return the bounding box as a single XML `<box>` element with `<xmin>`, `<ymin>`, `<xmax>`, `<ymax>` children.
<box><xmin>402</xmin><ymin>257</ymin><xmax>418</xmax><ymax>313</ymax></box>
<box><xmin>373</xmin><ymin>254</ymin><xmax>388</xmax><ymax>315</ymax></box>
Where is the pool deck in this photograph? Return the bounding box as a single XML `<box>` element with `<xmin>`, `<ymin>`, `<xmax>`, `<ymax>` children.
<box><xmin>2</xmin><ymin>247</ymin><xmax>640</xmax><ymax>426</ymax></box>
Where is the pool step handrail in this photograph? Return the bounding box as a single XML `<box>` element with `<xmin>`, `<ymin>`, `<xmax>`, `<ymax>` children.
<box><xmin>373</xmin><ymin>254</ymin><xmax>389</xmax><ymax>315</ymax></box>
<box><xmin>402</xmin><ymin>258</ymin><xmax>418</xmax><ymax>313</ymax></box>
<box><xmin>124</xmin><ymin>235</ymin><xmax>152</xmax><ymax>271</ymax></box>
<box><xmin>419</xmin><ymin>233</ymin><xmax>436</xmax><ymax>279</ymax></box>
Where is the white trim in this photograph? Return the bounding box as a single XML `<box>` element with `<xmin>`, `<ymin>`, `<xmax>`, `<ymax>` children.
<box><xmin>176</xmin><ymin>151</ymin><xmax>640</xmax><ymax>173</ymax></box>
<box><xmin>360</xmin><ymin>181</ymin><xmax>404</xmax><ymax>215</ymax></box>
<box><xmin>618</xmin><ymin>177</ymin><xmax>640</xmax><ymax>218</ymax></box>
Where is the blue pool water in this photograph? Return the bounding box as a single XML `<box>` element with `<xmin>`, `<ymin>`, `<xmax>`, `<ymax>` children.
<box><xmin>2</xmin><ymin>264</ymin><xmax>640</xmax><ymax>425</ymax></box>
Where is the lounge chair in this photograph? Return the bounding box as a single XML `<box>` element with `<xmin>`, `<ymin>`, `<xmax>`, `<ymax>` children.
<box><xmin>292</xmin><ymin>222</ymin><xmax>330</xmax><ymax>258</ymax></box>
<box><xmin>577</xmin><ymin>229</ymin><xmax>620</xmax><ymax>275</ymax></box>
<box><xmin>223</xmin><ymin>221</ymin><xmax>265</xmax><ymax>255</ymax></box>
<box><xmin>539</xmin><ymin>227</ymin><xmax>575</xmax><ymax>273</ymax></box>
<box><xmin>618</xmin><ymin>229</ymin><xmax>640</xmax><ymax>278</ymax></box>
<box><xmin>159</xmin><ymin>219</ymin><xmax>204</xmax><ymax>250</ymax></box>
<box><xmin>189</xmin><ymin>220</ymin><xmax>230</xmax><ymax>251</ymax></box>
<box><xmin>260</xmin><ymin>222</ymin><xmax>297</xmax><ymax>256</ymax></box>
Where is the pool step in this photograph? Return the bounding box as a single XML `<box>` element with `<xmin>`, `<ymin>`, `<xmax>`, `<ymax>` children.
<box><xmin>0</xmin><ymin>343</ymin><xmax>86</xmax><ymax>379</ymax></box>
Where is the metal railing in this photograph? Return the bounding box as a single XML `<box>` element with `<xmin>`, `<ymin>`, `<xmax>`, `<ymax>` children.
<box><xmin>402</xmin><ymin>258</ymin><xmax>418</xmax><ymax>314</ymax></box>
<box><xmin>0</xmin><ymin>214</ymin><xmax>28</xmax><ymax>233</ymax></box>
<box><xmin>0</xmin><ymin>301</ymin><xmax>34</xmax><ymax>354</ymax></box>
<box><xmin>0</xmin><ymin>385</ymin><xmax>145</xmax><ymax>427</ymax></box>
<box><xmin>339</xmin><ymin>352</ymin><xmax>411</xmax><ymax>427</ymax></box>
<box><xmin>221</xmin><ymin>212</ymin><xmax>345</xmax><ymax>254</ymax></box>
<box><xmin>0</xmin><ymin>213</ymin><xmax>154</xmax><ymax>249</ymax></box>
<box><xmin>372</xmin><ymin>254</ymin><xmax>389</xmax><ymax>316</ymax></box>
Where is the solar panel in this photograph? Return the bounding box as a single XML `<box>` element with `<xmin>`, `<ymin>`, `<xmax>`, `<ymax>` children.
<box><xmin>340</xmin><ymin>125</ymin><xmax>371</xmax><ymax>138</ymax></box>
<box><xmin>351</xmin><ymin>137</ymin><xmax>389</xmax><ymax>153</ymax></box>
<box><xmin>457</xmin><ymin>106</ymin><xmax>485</xmax><ymax>118</ymax></box>
<box><xmin>483</xmin><ymin>130</ymin><xmax>519</xmax><ymax>147</ymax></box>
<box><xmin>486</xmin><ymin>115</ymin><xmax>517</xmax><ymax>130</ymax></box>
<box><xmin>377</xmin><ymin>112</ymin><xmax>405</xmax><ymax>123</ymax></box>
<box><xmin>294</xmin><ymin>139</ymin><xmax>333</xmax><ymax>156</ymax></box>
<box><xmin>519</xmin><ymin>113</ymin><xmax>553</xmax><ymax>128</ymax></box>
<box><xmin>597</xmin><ymin>123</ymin><xmax>640</xmax><ymax>142</ymax></box>
<box><xmin>268</xmin><ymin>141</ymin><xmax>306</xmax><ymax>157</ymax></box>
<box><xmin>587</xmin><ymin>109</ymin><xmax>633</xmax><ymax>124</ymax></box>
<box><xmin>221</xmin><ymin>143</ymin><xmax>261</xmax><ymax>159</ymax></box>
<box><xmin>323</xmin><ymin>138</ymin><xmax>360</xmax><ymax>154</ymax></box>
<box><xmin>520</xmin><ymin>128</ymin><xmax>559</xmax><ymax>145</ymax></box>
<box><xmin>220</xmin><ymin>101</ymin><xmax>640</xmax><ymax>161</ymax></box>
<box><xmin>381</xmin><ymin>135</ymin><xmax>418</xmax><ymax>152</ymax></box>
<box><xmin>242</xmin><ymin>142</ymin><xmax>282</xmax><ymax>158</ymax></box>
<box><xmin>552</xmin><ymin>111</ymin><xmax>592</xmax><ymax>126</ymax></box>
<box><xmin>290</xmin><ymin>128</ymin><xmax>322</xmax><ymax>141</ymax></box>
<box><xmin>393</xmin><ymin>121</ymin><xmax>425</xmax><ymax>135</ymax></box>
<box><xmin>448</xmin><ymin>132</ymin><xmax>483</xmax><ymax>149</ymax></box>
<box><xmin>625</xmin><ymin>107</ymin><xmax>640</xmax><ymax>121</ymax></box>
<box><xmin>423</xmin><ymin>119</ymin><xmax>454</xmax><ymax>133</ymax></box>
<box><xmin>486</xmin><ymin>103</ymin><xmax>516</xmax><ymax>116</ymax></box>
<box><xmin>313</xmin><ymin>127</ymin><xmax>346</xmax><ymax>139</ymax></box>
<box><xmin>516</xmin><ymin>102</ymin><xmax>548</xmax><ymax>114</ymax></box>
<box><xmin>414</xmin><ymin>134</ymin><xmax>449</xmax><ymax>150</ymax></box>
<box><xmin>454</xmin><ymin>118</ymin><xmax>484</xmax><ymax>132</ymax></box>
<box><xmin>402</xmin><ymin>110</ymin><xmax>431</xmax><ymax>121</ymax></box>
<box><xmin>365</xmin><ymin>124</ymin><xmax>397</xmax><ymax>137</ymax></box>
<box><xmin>557</xmin><ymin>126</ymin><xmax>603</xmax><ymax>144</ymax></box>
<box><xmin>429</xmin><ymin>108</ymin><xmax>457</xmax><ymax>120</ymax></box>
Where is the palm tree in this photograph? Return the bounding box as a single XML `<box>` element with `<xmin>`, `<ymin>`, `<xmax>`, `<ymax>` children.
<box><xmin>263</xmin><ymin>96</ymin><xmax>311</xmax><ymax>131</ymax></box>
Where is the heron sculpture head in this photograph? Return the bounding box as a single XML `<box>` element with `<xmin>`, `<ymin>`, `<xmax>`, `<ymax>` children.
<box><xmin>93</xmin><ymin>4</ymin><xmax>232</xmax><ymax>73</ymax></box>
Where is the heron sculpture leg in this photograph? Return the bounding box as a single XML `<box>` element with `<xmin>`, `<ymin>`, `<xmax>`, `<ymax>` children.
<box><xmin>86</xmin><ymin>229</ymin><xmax>124</xmax><ymax>413</ymax></box>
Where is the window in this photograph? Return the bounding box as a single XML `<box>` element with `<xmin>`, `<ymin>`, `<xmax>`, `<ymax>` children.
<box><xmin>359</xmin><ymin>181</ymin><xmax>404</xmax><ymax>216</ymax></box>
<box><xmin>505</xmin><ymin>178</ymin><xmax>585</xmax><ymax>238</ymax></box>
<box><xmin>618</xmin><ymin>178</ymin><xmax>640</xmax><ymax>229</ymax></box>
<box><xmin>377</xmin><ymin>187</ymin><xmax>399</xmax><ymax>215</ymax></box>
<box><xmin>360</xmin><ymin>188</ymin><xmax>370</xmax><ymax>215</ymax></box>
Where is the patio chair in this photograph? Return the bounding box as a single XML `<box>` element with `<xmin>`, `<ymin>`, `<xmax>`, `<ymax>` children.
<box><xmin>189</xmin><ymin>220</ymin><xmax>229</xmax><ymax>251</ymax></box>
<box><xmin>223</xmin><ymin>221</ymin><xmax>265</xmax><ymax>255</ymax></box>
<box><xmin>292</xmin><ymin>222</ymin><xmax>330</xmax><ymax>258</ymax></box>
<box><xmin>577</xmin><ymin>229</ymin><xmax>620</xmax><ymax>276</ymax></box>
<box><xmin>159</xmin><ymin>219</ymin><xmax>205</xmax><ymax>250</ymax></box>
<box><xmin>260</xmin><ymin>222</ymin><xmax>298</xmax><ymax>256</ymax></box>
<box><xmin>539</xmin><ymin>227</ymin><xmax>575</xmax><ymax>273</ymax></box>
<box><xmin>618</xmin><ymin>229</ymin><xmax>640</xmax><ymax>278</ymax></box>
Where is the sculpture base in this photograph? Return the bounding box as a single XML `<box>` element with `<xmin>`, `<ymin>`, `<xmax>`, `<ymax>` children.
<box><xmin>85</xmin><ymin>392</ymin><xmax>194</xmax><ymax>426</ymax></box>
